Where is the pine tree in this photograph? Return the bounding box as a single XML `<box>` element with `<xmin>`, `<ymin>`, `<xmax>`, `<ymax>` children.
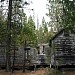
<box><xmin>61</xmin><ymin>0</ymin><xmax>75</xmax><ymax>32</ymax></box>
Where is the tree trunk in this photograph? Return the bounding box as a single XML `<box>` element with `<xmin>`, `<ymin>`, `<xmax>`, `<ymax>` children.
<box><xmin>6</xmin><ymin>51</ymin><xmax>11</xmax><ymax>71</ymax></box>
<box><xmin>23</xmin><ymin>40</ymin><xmax>26</xmax><ymax>72</ymax></box>
<box><xmin>12</xmin><ymin>45</ymin><xmax>16</xmax><ymax>73</ymax></box>
<box><xmin>6</xmin><ymin>0</ymin><xmax>12</xmax><ymax>71</ymax></box>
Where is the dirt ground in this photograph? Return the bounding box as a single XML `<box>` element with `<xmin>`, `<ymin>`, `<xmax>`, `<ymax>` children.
<box><xmin>0</xmin><ymin>69</ymin><xmax>46</xmax><ymax>75</ymax></box>
<box><xmin>62</xmin><ymin>71</ymin><xmax>75</xmax><ymax>75</ymax></box>
<box><xmin>0</xmin><ymin>68</ymin><xmax>75</xmax><ymax>75</ymax></box>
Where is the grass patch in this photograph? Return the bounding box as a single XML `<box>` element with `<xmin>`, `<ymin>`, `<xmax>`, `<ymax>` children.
<box><xmin>44</xmin><ymin>68</ymin><xmax>63</xmax><ymax>75</ymax></box>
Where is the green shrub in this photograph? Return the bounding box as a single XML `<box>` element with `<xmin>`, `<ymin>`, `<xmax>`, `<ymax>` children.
<box><xmin>44</xmin><ymin>68</ymin><xmax>63</xmax><ymax>75</ymax></box>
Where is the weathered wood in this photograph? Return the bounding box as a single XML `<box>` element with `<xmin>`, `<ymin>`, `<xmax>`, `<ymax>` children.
<box><xmin>50</xmin><ymin>29</ymin><xmax>75</xmax><ymax>67</ymax></box>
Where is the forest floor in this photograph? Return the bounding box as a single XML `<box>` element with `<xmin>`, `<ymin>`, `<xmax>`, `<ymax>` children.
<box><xmin>0</xmin><ymin>68</ymin><xmax>47</xmax><ymax>75</ymax></box>
<box><xmin>0</xmin><ymin>68</ymin><xmax>75</xmax><ymax>75</ymax></box>
<box><xmin>62</xmin><ymin>71</ymin><xmax>75</xmax><ymax>75</ymax></box>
